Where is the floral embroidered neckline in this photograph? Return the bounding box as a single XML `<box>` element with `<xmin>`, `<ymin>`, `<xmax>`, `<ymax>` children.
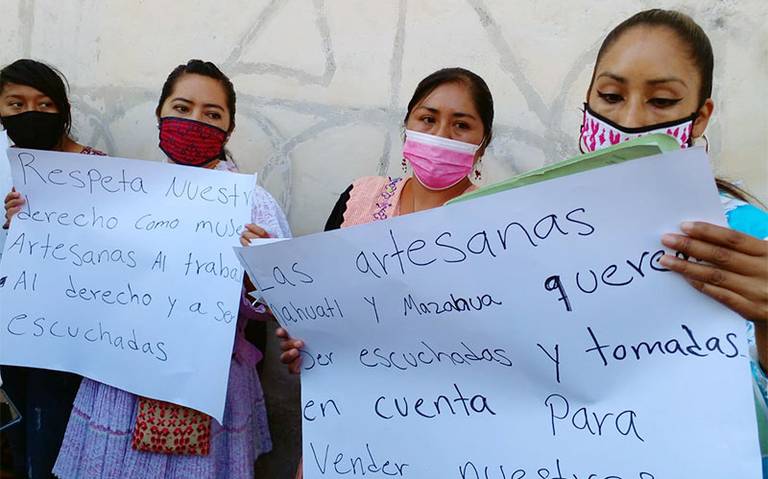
<box><xmin>372</xmin><ymin>177</ymin><xmax>402</xmax><ymax>221</ymax></box>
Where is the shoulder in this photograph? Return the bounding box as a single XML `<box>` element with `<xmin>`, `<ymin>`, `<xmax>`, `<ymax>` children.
<box><xmin>348</xmin><ymin>176</ymin><xmax>403</xmax><ymax>201</ymax></box>
<box><xmin>79</xmin><ymin>146</ymin><xmax>107</xmax><ymax>156</ymax></box>
<box><xmin>721</xmin><ymin>193</ymin><xmax>768</xmax><ymax>240</ymax></box>
<box><xmin>350</xmin><ymin>175</ymin><xmax>401</xmax><ymax>190</ymax></box>
<box><xmin>215</xmin><ymin>160</ymin><xmax>239</xmax><ymax>172</ymax></box>
<box><xmin>250</xmin><ymin>184</ymin><xmax>292</xmax><ymax>238</ymax></box>
<box><xmin>346</xmin><ymin>176</ymin><xmax>403</xmax><ymax>210</ymax></box>
<box><xmin>341</xmin><ymin>176</ymin><xmax>405</xmax><ymax>227</ymax></box>
<box><xmin>251</xmin><ymin>184</ymin><xmax>280</xmax><ymax>206</ymax></box>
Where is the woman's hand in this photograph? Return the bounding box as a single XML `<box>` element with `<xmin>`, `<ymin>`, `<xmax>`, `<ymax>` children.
<box><xmin>3</xmin><ymin>189</ymin><xmax>23</xmax><ymax>229</ymax></box>
<box><xmin>239</xmin><ymin>223</ymin><xmax>271</xmax><ymax>247</ymax></box>
<box><xmin>276</xmin><ymin>327</ymin><xmax>304</xmax><ymax>375</ymax></box>
<box><xmin>659</xmin><ymin>221</ymin><xmax>768</xmax><ymax>324</ymax></box>
<box><xmin>240</xmin><ymin>224</ymin><xmax>272</xmax><ymax>290</ymax></box>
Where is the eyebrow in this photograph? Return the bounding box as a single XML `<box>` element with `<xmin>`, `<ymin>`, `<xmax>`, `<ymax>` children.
<box><xmin>414</xmin><ymin>105</ymin><xmax>478</xmax><ymax>120</ymax></box>
<box><xmin>597</xmin><ymin>72</ymin><xmax>687</xmax><ymax>87</ymax></box>
<box><xmin>647</xmin><ymin>77</ymin><xmax>687</xmax><ymax>87</ymax></box>
<box><xmin>170</xmin><ymin>97</ymin><xmax>225</xmax><ymax>111</ymax></box>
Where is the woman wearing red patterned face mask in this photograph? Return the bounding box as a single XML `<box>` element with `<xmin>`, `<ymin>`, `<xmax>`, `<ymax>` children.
<box><xmin>52</xmin><ymin>60</ymin><xmax>291</xmax><ymax>479</ymax></box>
<box><xmin>155</xmin><ymin>66</ymin><xmax>232</xmax><ymax>169</ymax></box>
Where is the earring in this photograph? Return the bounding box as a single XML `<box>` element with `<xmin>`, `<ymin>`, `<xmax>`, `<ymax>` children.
<box><xmin>401</xmin><ymin>157</ymin><xmax>407</xmax><ymax>173</ymax></box>
<box><xmin>474</xmin><ymin>160</ymin><xmax>483</xmax><ymax>181</ymax></box>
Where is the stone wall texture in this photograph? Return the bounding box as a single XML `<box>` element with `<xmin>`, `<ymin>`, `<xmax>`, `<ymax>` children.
<box><xmin>3</xmin><ymin>0</ymin><xmax>766</xmax><ymax>476</ymax></box>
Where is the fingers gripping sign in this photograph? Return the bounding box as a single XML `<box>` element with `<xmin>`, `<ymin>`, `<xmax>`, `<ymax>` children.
<box><xmin>660</xmin><ymin>221</ymin><xmax>768</xmax><ymax>324</ymax></box>
<box><xmin>276</xmin><ymin>327</ymin><xmax>305</xmax><ymax>375</ymax></box>
<box><xmin>239</xmin><ymin>223</ymin><xmax>271</xmax><ymax>247</ymax></box>
<box><xmin>4</xmin><ymin>188</ymin><xmax>24</xmax><ymax>229</ymax></box>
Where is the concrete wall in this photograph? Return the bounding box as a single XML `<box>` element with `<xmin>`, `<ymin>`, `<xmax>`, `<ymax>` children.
<box><xmin>2</xmin><ymin>0</ymin><xmax>766</xmax><ymax>236</ymax></box>
<box><xmin>3</xmin><ymin>0</ymin><xmax>766</xmax><ymax>476</ymax></box>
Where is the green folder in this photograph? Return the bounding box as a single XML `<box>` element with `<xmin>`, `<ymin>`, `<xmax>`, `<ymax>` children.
<box><xmin>448</xmin><ymin>133</ymin><xmax>681</xmax><ymax>205</ymax></box>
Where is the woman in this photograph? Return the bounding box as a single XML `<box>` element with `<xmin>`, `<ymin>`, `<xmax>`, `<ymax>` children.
<box><xmin>1</xmin><ymin>58</ymin><xmax>105</xmax><ymax>479</ymax></box>
<box><xmin>260</xmin><ymin>67</ymin><xmax>495</xmax><ymax>478</ymax></box>
<box><xmin>576</xmin><ymin>9</ymin><xmax>768</xmax><ymax>471</ymax></box>
<box><xmin>43</xmin><ymin>60</ymin><xmax>289</xmax><ymax>478</ymax></box>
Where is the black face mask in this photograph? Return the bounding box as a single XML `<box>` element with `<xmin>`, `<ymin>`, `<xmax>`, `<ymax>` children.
<box><xmin>1</xmin><ymin>111</ymin><xmax>66</xmax><ymax>150</ymax></box>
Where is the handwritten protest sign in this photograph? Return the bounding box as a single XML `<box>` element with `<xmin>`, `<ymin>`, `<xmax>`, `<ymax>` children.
<box><xmin>238</xmin><ymin>148</ymin><xmax>760</xmax><ymax>478</ymax></box>
<box><xmin>0</xmin><ymin>149</ymin><xmax>253</xmax><ymax>421</ymax></box>
<box><xmin>0</xmin><ymin>132</ymin><xmax>10</xmax><ymax>267</ymax></box>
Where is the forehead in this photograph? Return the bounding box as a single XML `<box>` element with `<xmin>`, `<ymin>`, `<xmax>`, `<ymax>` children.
<box><xmin>596</xmin><ymin>26</ymin><xmax>701</xmax><ymax>88</ymax></box>
<box><xmin>168</xmin><ymin>74</ymin><xmax>228</xmax><ymax>107</ymax></box>
<box><xmin>0</xmin><ymin>82</ymin><xmax>49</xmax><ymax>98</ymax></box>
<box><xmin>418</xmin><ymin>81</ymin><xmax>477</xmax><ymax>111</ymax></box>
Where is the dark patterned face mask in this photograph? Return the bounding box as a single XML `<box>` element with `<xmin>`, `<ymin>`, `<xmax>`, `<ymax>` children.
<box><xmin>1</xmin><ymin>110</ymin><xmax>66</xmax><ymax>150</ymax></box>
<box><xmin>579</xmin><ymin>103</ymin><xmax>697</xmax><ymax>153</ymax></box>
<box><xmin>158</xmin><ymin>116</ymin><xmax>228</xmax><ymax>166</ymax></box>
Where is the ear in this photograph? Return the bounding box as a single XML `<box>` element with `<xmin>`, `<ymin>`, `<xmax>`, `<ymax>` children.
<box><xmin>691</xmin><ymin>98</ymin><xmax>714</xmax><ymax>139</ymax></box>
<box><xmin>475</xmin><ymin>131</ymin><xmax>492</xmax><ymax>159</ymax></box>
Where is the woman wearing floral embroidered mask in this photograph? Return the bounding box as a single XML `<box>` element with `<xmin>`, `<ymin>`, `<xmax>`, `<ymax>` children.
<box><xmin>52</xmin><ymin>59</ymin><xmax>290</xmax><ymax>479</ymax></box>
<box><xmin>581</xmin><ymin>9</ymin><xmax>768</xmax><ymax>471</ymax></box>
<box><xmin>265</xmin><ymin>67</ymin><xmax>494</xmax><ymax>478</ymax></box>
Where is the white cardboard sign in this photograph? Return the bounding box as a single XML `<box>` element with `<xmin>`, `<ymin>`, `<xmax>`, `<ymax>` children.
<box><xmin>0</xmin><ymin>149</ymin><xmax>253</xmax><ymax>421</ymax></box>
<box><xmin>238</xmin><ymin>148</ymin><xmax>760</xmax><ymax>478</ymax></box>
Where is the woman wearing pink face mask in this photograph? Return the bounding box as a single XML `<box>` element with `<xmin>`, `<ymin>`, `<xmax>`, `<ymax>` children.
<box><xmin>578</xmin><ymin>9</ymin><xmax>768</xmax><ymax>471</ymax></box>
<box><xmin>269</xmin><ymin>67</ymin><xmax>494</xmax><ymax>478</ymax></box>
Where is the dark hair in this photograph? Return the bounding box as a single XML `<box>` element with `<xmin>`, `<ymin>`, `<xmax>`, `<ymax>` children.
<box><xmin>156</xmin><ymin>59</ymin><xmax>236</xmax><ymax>132</ymax></box>
<box><xmin>405</xmin><ymin>67</ymin><xmax>494</xmax><ymax>148</ymax></box>
<box><xmin>0</xmin><ymin>59</ymin><xmax>72</xmax><ymax>135</ymax></box>
<box><xmin>591</xmin><ymin>9</ymin><xmax>714</xmax><ymax>106</ymax></box>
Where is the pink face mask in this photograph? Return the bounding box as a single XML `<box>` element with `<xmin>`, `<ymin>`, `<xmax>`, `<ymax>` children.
<box><xmin>403</xmin><ymin>129</ymin><xmax>480</xmax><ymax>190</ymax></box>
<box><xmin>579</xmin><ymin>103</ymin><xmax>697</xmax><ymax>153</ymax></box>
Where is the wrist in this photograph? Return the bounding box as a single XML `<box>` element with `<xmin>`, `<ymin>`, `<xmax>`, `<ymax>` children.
<box><xmin>754</xmin><ymin>321</ymin><xmax>768</xmax><ymax>370</ymax></box>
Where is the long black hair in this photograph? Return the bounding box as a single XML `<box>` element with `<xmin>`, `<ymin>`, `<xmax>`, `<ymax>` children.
<box><xmin>0</xmin><ymin>59</ymin><xmax>73</xmax><ymax>135</ymax></box>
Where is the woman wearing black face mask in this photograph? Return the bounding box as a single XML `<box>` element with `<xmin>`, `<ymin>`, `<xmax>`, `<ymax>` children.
<box><xmin>2</xmin><ymin>59</ymin><xmax>105</xmax><ymax>228</ymax></box>
<box><xmin>0</xmin><ymin>59</ymin><xmax>105</xmax><ymax>479</ymax></box>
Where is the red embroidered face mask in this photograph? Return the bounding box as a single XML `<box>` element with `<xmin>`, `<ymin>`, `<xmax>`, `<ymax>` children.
<box><xmin>158</xmin><ymin>117</ymin><xmax>228</xmax><ymax>166</ymax></box>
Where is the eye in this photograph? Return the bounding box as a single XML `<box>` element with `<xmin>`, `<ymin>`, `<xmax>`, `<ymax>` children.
<box><xmin>8</xmin><ymin>101</ymin><xmax>22</xmax><ymax>109</ymax></box>
<box><xmin>649</xmin><ymin>97</ymin><xmax>682</xmax><ymax>108</ymax></box>
<box><xmin>597</xmin><ymin>91</ymin><xmax>623</xmax><ymax>104</ymax></box>
<box><xmin>173</xmin><ymin>104</ymin><xmax>189</xmax><ymax>114</ymax></box>
<box><xmin>39</xmin><ymin>101</ymin><xmax>53</xmax><ymax>109</ymax></box>
<box><xmin>454</xmin><ymin>121</ymin><xmax>470</xmax><ymax>130</ymax></box>
<box><xmin>420</xmin><ymin>115</ymin><xmax>435</xmax><ymax>125</ymax></box>
<box><xmin>206</xmin><ymin>111</ymin><xmax>222</xmax><ymax>120</ymax></box>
